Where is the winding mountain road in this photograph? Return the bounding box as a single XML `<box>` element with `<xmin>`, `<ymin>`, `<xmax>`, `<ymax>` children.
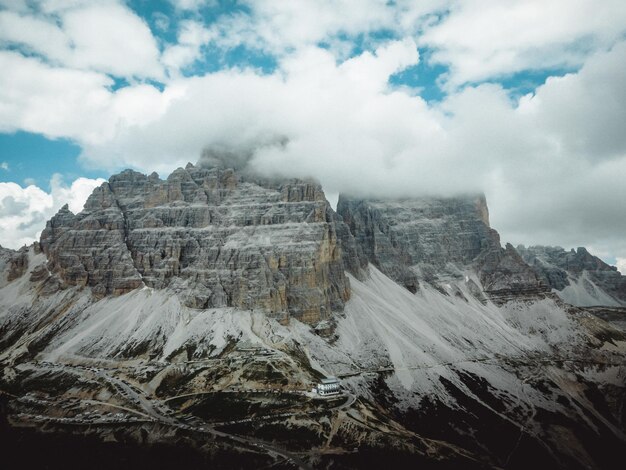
<box><xmin>95</xmin><ymin>368</ymin><xmax>314</xmax><ymax>469</ymax></box>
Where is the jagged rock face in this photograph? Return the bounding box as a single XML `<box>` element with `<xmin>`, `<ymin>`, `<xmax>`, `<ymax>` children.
<box><xmin>338</xmin><ymin>194</ymin><xmax>498</xmax><ymax>267</ymax></box>
<box><xmin>476</xmin><ymin>242</ymin><xmax>548</xmax><ymax>301</ymax></box>
<box><xmin>40</xmin><ymin>164</ymin><xmax>362</xmax><ymax>323</ymax></box>
<box><xmin>40</xmin><ymin>200</ymin><xmax>143</xmax><ymax>297</ymax></box>
<box><xmin>517</xmin><ymin>245</ymin><xmax>626</xmax><ymax>305</ymax></box>
<box><xmin>0</xmin><ymin>246</ymin><xmax>29</xmax><ymax>284</ymax></box>
<box><xmin>0</xmin><ymin>246</ymin><xmax>16</xmax><ymax>286</ymax></box>
<box><xmin>337</xmin><ymin>194</ymin><xmax>546</xmax><ymax>299</ymax></box>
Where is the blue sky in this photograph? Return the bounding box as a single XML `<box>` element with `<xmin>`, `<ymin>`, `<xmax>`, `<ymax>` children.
<box><xmin>0</xmin><ymin>132</ymin><xmax>106</xmax><ymax>190</ymax></box>
<box><xmin>0</xmin><ymin>0</ymin><xmax>625</xmax><ymax>272</ymax></box>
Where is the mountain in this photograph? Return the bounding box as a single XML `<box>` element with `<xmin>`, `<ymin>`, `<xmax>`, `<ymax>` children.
<box><xmin>517</xmin><ymin>245</ymin><xmax>626</xmax><ymax>307</ymax></box>
<box><xmin>39</xmin><ymin>164</ymin><xmax>365</xmax><ymax>324</ymax></box>
<box><xmin>337</xmin><ymin>194</ymin><xmax>547</xmax><ymax>301</ymax></box>
<box><xmin>1</xmin><ymin>163</ymin><xmax>625</xmax><ymax>469</ymax></box>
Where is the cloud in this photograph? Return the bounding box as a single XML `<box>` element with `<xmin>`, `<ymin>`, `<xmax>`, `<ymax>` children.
<box><xmin>0</xmin><ymin>0</ymin><xmax>625</xmax><ymax>265</ymax></box>
<box><xmin>0</xmin><ymin>0</ymin><xmax>29</xmax><ymax>10</ymax></box>
<box><xmin>0</xmin><ymin>51</ymin><xmax>176</xmax><ymax>144</ymax></box>
<box><xmin>80</xmin><ymin>38</ymin><xmax>426</xmax><ymax>176</ymax></box>
<box><xmin>0</xmin><ymin>176</ymin><xmax>106</xmax><ymax>249</ymax></box>
<box><xmin>162</xmin><ymin>20</ymin><xmax>215</xmax><ymax>74</ymax></box>
<box><xmin>152</xmin><ymin>12</ymin><xmax>170</xmax><ymax>32</ymax></box>
<box><xmin>73</xmin><ymin>39</ymin><xmax>625</xmax><ymax>264</ymax></box>
<box><xmin>0</xmin><ymin>2</ymin><xmax>162</xmax><ymax>79</ymax></box>
<box><xmin>484</xmin><ymin>43</ymin><xmax>626</xmax><ymax>256</ymax></box>
<box><xmin>175</xmin><ymin>0</ymin><xmax>626</xmax><ymax>88</ymax></box>
<box><xmin>0</xmin><ymin>10</ymin><xmax>70</xmax><ymax>62</ymax></box>
<box><xmin>1</xmin><ymin>195</ymin><xmax>28</xmax><ymax>215</ymax></box>
<box><xmin>517</xmin><ymin>42</ymin><xmax>626</xmax><ymax>161</ymax></box>
<box><xmin>0</xmin><ymin>51</ymin><xmax>112</xmax><ymax>140</ymax></box>
<box><xmin>420</xmin><ymin>0</ymin><xmax>626</xmax><ymax>86</ymax></box>
<box><xmin>1</xmin><ymin>162</ymin><xmax>8</xmax><ymax>171</ymax></box>
<box><xmin>617</xmin><ymin>259</ymin><xmax>626</xmax><ymax>275</ymax></box>
<box><xmin>202</xmin><ymin>0</ymin><xmax>444</xmax><ymax>56</ymax></box>
<box><xmin>62</xmin><ymin>3</ymin><xmax>162</xmax><ymax>78</ymax></box>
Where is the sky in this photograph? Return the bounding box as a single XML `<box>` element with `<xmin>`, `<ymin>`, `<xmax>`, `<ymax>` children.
<box><xmin>0</xmin><ymin>0</ymin><xmax>625</xmax><ymax>274</ymax></box>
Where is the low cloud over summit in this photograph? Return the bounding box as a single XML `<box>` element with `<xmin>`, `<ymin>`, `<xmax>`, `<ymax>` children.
<box><xmin>0</xmin><ymin>0</ymin><xmax>625</xmax><ymax>267</ymax></box>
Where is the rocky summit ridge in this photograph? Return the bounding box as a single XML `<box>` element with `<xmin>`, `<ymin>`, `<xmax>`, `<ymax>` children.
<box><xmin>517</xmin><ymin>245</ymin><xmax>626</xmax><ymax>307</ymax></box>
<box><xmin>337</xmin><ymin>194</ymin><xmax>548</xmax><ymax>303</ymax></box>
<box><xmin>5</xmin><ymin>161</ymin><xmax>626</xmax><ymax>320</ymax></box>
<box><xmin>38</xmin><ymin>163</ymin><xmax>365</xmax><ymax>324</ymax></box>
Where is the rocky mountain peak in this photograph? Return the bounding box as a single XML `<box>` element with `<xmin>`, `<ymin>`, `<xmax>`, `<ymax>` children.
<box><xmin>517</xmin><ymin>244</ymin><xmax>626</xmax><ymax>306</ymax></box>
<box><xmin>29</xmin><ymin>163</ymin><xmax>622</xmax><ymax>317</ymax></box>
<box><xmin>337</xmin><ymin>193</ymin><xmax>547</xmax><ymax>301</ymax></box>
<box><xmin>39</xmin><ymin>163</ymin><xmax>365</xmax><ymax>324</ymax></box>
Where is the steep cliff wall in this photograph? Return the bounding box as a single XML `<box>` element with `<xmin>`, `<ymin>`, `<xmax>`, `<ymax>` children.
<box><xmin>337</xmin><ymin>194</ymin><xmax>546</xmax><ymax>300</ymax></box>
<box><xmin>40</xmin><ymin>164</ymin><xmax>364</xmax><ymax>323</ymax></box>
<box><xmin>518</xmin><ymin>245</ymin><xmax>626</xmax><ymax>306</ymax></box>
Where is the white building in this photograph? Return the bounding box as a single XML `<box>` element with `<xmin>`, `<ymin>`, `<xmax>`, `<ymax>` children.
<box><xmin>317</xmin><ymin>376</ymin><xmax>341</xmax><ymax>395</ymax></box>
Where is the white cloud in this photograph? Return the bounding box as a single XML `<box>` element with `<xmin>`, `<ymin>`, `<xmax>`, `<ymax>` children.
<box><xmin>0</xmin><ymin>10</ymin><xmax>70</xmax><ymax>62</ymax></box>
<box><xmin>162</xmin><ymin>20</ymin><xmax>215</xmax><ymax>74</ymax></box>
<box><xmin>62</xmin><ymin>3</ymin><xmax>163</xmax><ymax>78</ymax></box>
<box><xmin>338</xmin><ymin>38</ymin><xmax>420</xmax><ymax>92</ymax></box>
<box><xmin>0</xmin><ymin>2</ymin><xmax>163</xmax><ymax>79</ymax></box>
<box><xmin>81</xmin><ymin>39</ymin><xmax>427</xmax><ymax>176</ymax></box>
<box><xmin>617</xmin><ymin>258</ymin><xmax>626</xmax><ymax>275</ymax></box>
<box><xmin>74</xmin><ymin>39</ymin><xmax>625</xmax><ymax>264</ymax></box>
<box><xmin>152</xmin><ymin>12</ymin><xmax>170</xmax><ymax>32</ymax></box>
<box><xmin>0</xmin><ymin>162</ymin><xmax>8</xmax><ymax>171</ymax></box>
<box><xmin>420</xmin><ymin>0</ymin><xmax>626</xmax><ymax>86</ymax></box>
<box><xmin>203</xmin><ymin>0</ymin><xmax>444</xmax><ymax>56</ymax></box>
<box><xmin>0</xmin><ymin>176</ymin><xmax>105</xmax><ymax>249</ymax></box>
<box><xmin>4</xmin><ymin>0</ymin><xmax>623</xmax><ymax>90</ymax></box>
<box><xmin>0</xmin><ymin>0</ymin><xmax>30</xmax><ymax>12</ymax></box>
<box><xmin>0</xmin><ymin>51</ymin><xmax>112</xmax><ymax>140</ymax></box>
<box><xmin>36</xmin><ymin>0</ymin><xmax>120</xmax><ymax>13</ymax></box>
<box><xmin>0</xmin><ymin>51</ymin><xmax>175</xmax><ymax>144</ymax></box>
<box><xmin>186</xmin><ymin>0</ymin><xmax>626</xmax><ymax>88</ymax></box>
<box><xmin>517</xmin><ymin>42</ymin><xmax>626</xmax><ymax>161</ymax></box>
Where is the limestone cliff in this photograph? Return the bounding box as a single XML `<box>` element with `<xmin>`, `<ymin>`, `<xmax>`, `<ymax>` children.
<box><xmin>517</xmin><ymin>245</ymin><xmax>626</xmax><ymax>306</ymax></box>
<box><xmin>0</xmin><ymin>245</ymin><xmax>29</xmax><ymax>285</ymax></box>
<box><xmin>40</xmin><ymin>164</ymin><xmax>364</xmax><ymax>323</ymax></box>
<box><xmin>337</xmin><ymin>194</ymin><xmax>546</xmax><ymax>300</ymax></box>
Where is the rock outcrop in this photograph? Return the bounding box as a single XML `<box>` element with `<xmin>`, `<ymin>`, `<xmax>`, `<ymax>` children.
<box><xmin>40</xmin><ymin>163</ymin><xmax>364</xmax><ymax>323</ymax></box>
<box><xmin>33</xmin><ymin>162</ymin><xmax>623</xmax><ymax>318</ymax></box>
<box><xmin>337</xmin><ymin>194</ymin><xmax>546</xmax><ymax>300</ymax></box>
<box><xmin>517</xmin><ymin>245</ymin><xmax>626</xmax><ymax>306</ymax></box>
<box><xmin>0</xmin><ymin>245</ymin><xmax>29</xmax><ymax>284</ymax></box>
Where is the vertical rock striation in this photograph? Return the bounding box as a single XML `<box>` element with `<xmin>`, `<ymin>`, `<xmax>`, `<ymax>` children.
<box><xmin>337</xmin><ymin>194</ymin><xmax>546</xmax><ymax>301</ymax></box>
<box><xmin>40</xmin><ymin>163</ymin><xmax>364</xmax><ymax>323</ymax></box>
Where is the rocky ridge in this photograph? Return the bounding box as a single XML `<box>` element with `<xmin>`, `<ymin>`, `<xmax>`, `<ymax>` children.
<box><xmin>517</xmin><ymin>245</ymin><xmax>626</xmax><ymax>306</ymax></box>
<box><xmin>6</xmin><ymin>167</ymin><xmax>622</xmax><ymax>315</ymax></box>
<box><xmin>337</xmin><ymin>194</ymin><xmax>548</xmax><ymax>302</ymax></box>
<box><xmin>39</xmin><ymin>163</ymin><xmax>365</xmax><ymax>324</ymax></box>
<box><xmin>0</xmin><ymin>245</ymin><xmax>29</xmax><ymax>285</ymax></box>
